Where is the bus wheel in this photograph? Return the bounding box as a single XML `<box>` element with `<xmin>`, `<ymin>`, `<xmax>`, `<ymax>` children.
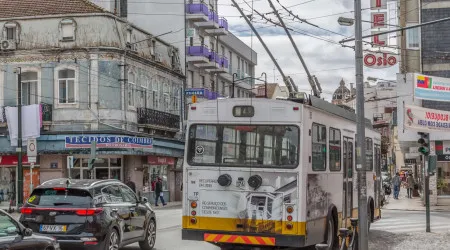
<box><xmin>324</xmin><ymin>214</ymin><xmax>336</xmax><ymax>249</ymax></box>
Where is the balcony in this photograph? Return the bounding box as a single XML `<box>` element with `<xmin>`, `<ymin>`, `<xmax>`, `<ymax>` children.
<box><xmin>186</xmin><ymin>45</ymin><xmax>210</xmax><ymax>64</ymax></box>
<box><xmin>137</xmin><ymin>108</ymin><xmax>180</xmax><ymax>131</ymax></box>
<box><xmin>208</xmin><ymin>56</ymin><xmax>228</xmax><ymax>73</ymax></box>
<box><xmin>194</xmin><ymin>10</ymin><xmax>219</xmax><ymax>29</ymax></box>
<box><xmin>205</xmin><ymin>17</ymin><xmax>229</xmax><ymax>36</ymax></box>
<box><xmin>195</xmin><ymin>50</ymin><xmax>221</xmax><ymax>69</ymax></box>
<box><xmin>186</xmin><ymin>3</ymin><xmax>209</xmax><ymax>22</ymax></box>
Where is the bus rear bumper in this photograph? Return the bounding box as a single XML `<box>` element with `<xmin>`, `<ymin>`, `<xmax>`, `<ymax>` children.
<box><xmin>182</xmin><ymin>229</ymin><xmax>306</xmax><ymax>248</ymax></box>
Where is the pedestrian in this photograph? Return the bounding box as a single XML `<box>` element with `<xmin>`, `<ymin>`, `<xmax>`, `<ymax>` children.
<box><xmin>392</xmin><ymin>172</ymin><xmax>401</xmax><ymax>199</ymax></box>
<box><xmin>407</xmin><ymin>173</ymin><xmax>415</xmax><ymax>198</ymax></box>
<box><xmin>125</xmin><ymin>176</ymin><xmax>136</xmax><ymax>193</ymax></box>
<box><xmin>155</xmin><ymin>177</ymin><xmax>166</xmax><ymax>206</ymax></box>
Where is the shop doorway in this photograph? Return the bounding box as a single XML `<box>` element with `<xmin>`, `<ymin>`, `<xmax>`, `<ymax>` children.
<box><xmin>71</xmin><ymin>156</ymin><xmax>123</xmax><ymax>181</ymax></box>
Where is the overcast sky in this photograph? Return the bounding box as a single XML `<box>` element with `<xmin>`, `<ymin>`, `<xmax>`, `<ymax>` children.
<box><xmin>218</xmin><ymin>0</ymin><xmax>399</xmax><ymax>100</ymax></box>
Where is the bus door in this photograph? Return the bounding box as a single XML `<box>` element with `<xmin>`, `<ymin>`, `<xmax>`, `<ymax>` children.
<box><xmin>374</xmin><ymin>144</ymin><xmax>381</xmax><ymax>210</ymax></box>
<box><xmin>343</xmin><ymin>137</ymin><xmax>354</xmax><ymax>226</ymax></box>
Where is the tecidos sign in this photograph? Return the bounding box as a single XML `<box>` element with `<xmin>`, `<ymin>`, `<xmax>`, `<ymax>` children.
<box><xmin>363</xmin><ymin>52</ymin><xmax>398</xmax><ymax>69</ymax></box>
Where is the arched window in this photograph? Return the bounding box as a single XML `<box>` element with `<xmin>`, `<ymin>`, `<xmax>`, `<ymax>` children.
<box><xmin>58</xmin><ymin>68</ymin><xmax>76</xmax><ymax>104</ymax></box>
<box><xmin>128</xmin><ymin>72</ymin><xmax>135</xmax><ymax>107</ymax></box>
<box><xmin>21</xmin><ymin>71</ymin><xmax>38</xmax><ymax>105</ymax></box>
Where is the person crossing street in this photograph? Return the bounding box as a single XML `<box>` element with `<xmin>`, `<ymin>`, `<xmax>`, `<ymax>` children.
<box><xmin>392</xmin><ymin>172</ymin><xmax>401</xmax><ymax>199</ymax></box>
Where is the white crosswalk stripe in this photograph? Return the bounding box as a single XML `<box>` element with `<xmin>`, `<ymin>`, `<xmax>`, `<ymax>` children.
<box><xmin>371</xmin><ymin>213</ymin><xmax>450</xmax><ymax>233</ymax></box>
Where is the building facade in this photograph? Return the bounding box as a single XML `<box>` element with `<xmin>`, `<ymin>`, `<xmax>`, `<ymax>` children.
<box><xmin>253</xmin><ymin>83</ymin><xmax>288</xmax><ymax>99</ymax></box>
<box><xmin>185</xmin><ymin>0</ymin><xmax>257</xmax><ymax>102</ymax></box>
<box><xmin>0</xmin><ymin>0</ymin><xmax>184</xmax><ymax>204</ymax></box>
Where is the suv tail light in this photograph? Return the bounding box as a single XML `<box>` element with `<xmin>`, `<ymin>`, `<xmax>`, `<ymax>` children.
<box><xmin>75</xmin><ymin>208</ymin><xmax>103</xmax><ymax>216</ymax></box>
<box><xmin>21</xmin><ymin>207</ymin><xmax>33</xmax><ymax>215</ymax></box>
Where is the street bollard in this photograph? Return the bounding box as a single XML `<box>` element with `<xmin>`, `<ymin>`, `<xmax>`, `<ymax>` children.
<box><xmin>315</xmin><ymin>243</ymin><xmax>329</xmax><ymax>250</ymax></box>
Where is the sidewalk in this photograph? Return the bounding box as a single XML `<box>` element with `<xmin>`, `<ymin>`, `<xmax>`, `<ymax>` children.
<box><xmin>151</xmin><ymin>201</ymin><xmax>182</xmax><ymax>210</ymax></box>
<box><xmin>384</xmin><ymin>188</ymin><xmax>450</xmax><ymax>212</ymax></box>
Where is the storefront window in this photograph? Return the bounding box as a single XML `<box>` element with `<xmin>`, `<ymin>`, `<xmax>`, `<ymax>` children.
<box><xmin>71</xmin><ymin>156</ymin><xmax>123</xmax><ymax>180</ymax></box>
<box><xmin>145</xmin><ymin>165</ymin><xmax>168</xmax><ymax>191</ymax></box>
<box><xmin>437</xmin><ymin>162</ymin><xmax>450</xmax><ymax>195</ymax></box>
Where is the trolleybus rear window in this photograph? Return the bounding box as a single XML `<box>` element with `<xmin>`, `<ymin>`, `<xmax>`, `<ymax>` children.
<box><xmin>187</xmin><ymin>124</ymin><xmax>299</xmax><ymax>168</ymax></box>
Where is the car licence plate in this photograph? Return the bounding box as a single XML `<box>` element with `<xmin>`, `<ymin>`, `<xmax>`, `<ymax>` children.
<box><xmin>39</xmin><ymin>225</ymin><xmax>67</xmax><ymax>232</ymax></box>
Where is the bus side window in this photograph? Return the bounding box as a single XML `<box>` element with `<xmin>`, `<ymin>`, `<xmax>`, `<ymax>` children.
<box><xmin>312</xmin><ymin>123</ymin><xmax>327</xmax><ymax>171</ymax></box>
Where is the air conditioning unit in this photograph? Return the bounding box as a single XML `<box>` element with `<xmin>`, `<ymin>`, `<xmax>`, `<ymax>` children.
<box><xmin>155</xmin><ymin>53</ymin><xmax>162</xmax><ymax>63</ymax></box>
<box><xmin>1</xmin><ymin>40</ymin><xmax>16</xmax><ymax>51</ymax></box>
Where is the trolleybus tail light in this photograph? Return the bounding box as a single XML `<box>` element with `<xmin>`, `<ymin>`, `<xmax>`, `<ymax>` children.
<box><xmin>191</xmin><ymin>201</ymin><xmax>197</xmax><ymax>208</ymax></box>
<box><xmin>286</xmin><ymin>223</ymin><xmax>293</xmax><ymax>230</ymax></box>
<box><xmin>190</xmin><ymin>217</ymin><xmax>197</xmax><ymax>224</ymax></box>
<box><xmin>293</xmin><ymin>107</ymin><xmax>299</xmax><ymax>111</ymax></box>
<box><xmin>191</xmin><ymin>211</ymin><xmax>197</xmax><ymax>216</ymax></box>
<box><xmin>191</xmin><ymin>106</ymin><xmax>197</xmax><ymax>110</ymax></box>
<box><xmin>287</xmin><ymin>215</ymin><xmax>293</xmax><ymax>221</ymax></box>
<box><xmin>286</xmin><ymin>206</ymin><xmax>294</xmax><ymax>214</ymax></box>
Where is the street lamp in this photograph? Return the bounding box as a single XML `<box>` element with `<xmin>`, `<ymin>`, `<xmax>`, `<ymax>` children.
<box><xmin>338</xmin><ymin>3</ymin><xmax>369</xmax><ymax>249</ymax></box>
<box><xmin>13</xmin><ymin>67</ymin><xmax>23</xmax><ymax>209</ymax></box>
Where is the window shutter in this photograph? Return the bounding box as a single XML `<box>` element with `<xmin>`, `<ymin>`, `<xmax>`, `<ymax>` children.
<box><xmin>120</xmin><ymin>0</ymin><xmax>128</xmax><ymax>18</ymax></box>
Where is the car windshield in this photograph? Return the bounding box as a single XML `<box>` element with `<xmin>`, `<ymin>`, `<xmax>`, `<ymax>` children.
<box><xmin>0</xmin><ymin>214</ymin><xmax>18</xmax><ymax>237</ymax></box>
<box><xmin>27</xmin><ymin>188</ymin><xmax>93</xmax><ymax>207</ymax></box>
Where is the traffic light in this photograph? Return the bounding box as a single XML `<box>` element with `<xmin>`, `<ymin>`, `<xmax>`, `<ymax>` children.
<box><xmin>418</xmin><ymin>132</ymin><xmax>430</xmax><ymax>156</ymax></box>
<box><xmin>87</xmin><ymin>158</ymin><xmax>96</xmax><ymax>171</ymax></box>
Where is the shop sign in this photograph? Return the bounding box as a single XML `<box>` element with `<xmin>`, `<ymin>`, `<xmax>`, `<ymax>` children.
<box><xmin>404</xmin><ymin>104</ymin><xmax>450</xmax><ymax>132</ymax></box>
<box><xmin>0</xmin><ymin>155</ymin><xmax>30</xmax><ymax>166</ymax></box>
<box><xmin>363</xmin><ymin>52</ymin><xmax>397</xmax><ymax>69</ymax></box>
<box><xmin>437</xmin><ymin>155</ymin><xmax>450</xmax><ymax>161</ymax></box>
<box><xmin>371</xmin><ymin>0</ymin><xmax>387</xmax><ymax>10</ymax></box>
<box><xmin>148</xmin><ymin>156</ymin><xmax>175</xmax><ymax>165</ymax></box>
<box><xmin>185</xmin><ymin>88</ymin><xmax>205</xmax><ymax>96</ymax></box>
<box><xmin>371</xmin><ymin>12</ymin><xmax>387</xmax><ymax>28</ymax></box>
<box><xmin>414</xmin><ymin>73</ymin><xmax>450</xmax><ymax>102</ymax></box>
<box><xmin>371</xmin><ymin>32</ymin><xmax>387</xmax><ymax>46</ymax></box>
<box><xmin>65</xmin><ymin>136</ymin><xmax>153</xmax><ymax>149</ymax></box>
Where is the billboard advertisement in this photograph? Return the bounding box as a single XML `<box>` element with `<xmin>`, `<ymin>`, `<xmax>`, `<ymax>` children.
<box><xmin>404</xmin><ymin>104</ymin><xmax>450</xmax><ymax>132</ymax></box>
<box><xmin>414</xmin><ymin>73</ymin><xmax>450</xmax><ymax>102</ymax></box>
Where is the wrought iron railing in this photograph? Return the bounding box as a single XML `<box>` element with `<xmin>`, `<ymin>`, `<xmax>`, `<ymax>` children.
<box><xmin>137</xmin><ymin>108</ymin><xmax>180</xmax><ymax>130</ymax></box>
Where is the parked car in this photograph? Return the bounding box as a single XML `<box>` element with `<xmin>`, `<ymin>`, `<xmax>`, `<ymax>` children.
<box><xmin>0</xmin><ymin>208</ymin><xmax>60</xmax><ymax>249</ymax></box>
<box><xmin>19</xmin><ymin>178</ymin><xmax>156</xmax><ymax>250</ymax></box>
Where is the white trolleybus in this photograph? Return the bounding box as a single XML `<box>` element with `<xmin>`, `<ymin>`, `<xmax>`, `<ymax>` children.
<box><xmin>182</xmin><ymin>94</ymin><xmax>382</xmax><ymax>249</ymax></box>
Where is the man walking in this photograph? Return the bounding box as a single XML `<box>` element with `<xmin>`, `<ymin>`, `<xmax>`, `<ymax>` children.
<box><xmin>407</xmin><ymin>173</ymin><xmax>415</xmax><ymax>198</ymax></box>
<box><xmin>155</xmin><ymin>177</ymin><xmax>167</xmax><ymax>206</ymax></box>
<box><xmin>125</xmin><ymin>177</ymin><xmax>136</xmax><ymax>193</ymax></box>
<box><xmin>392</xmin><ymin>172</ymin><xmax>401</xmax><ymax>199</ymax></box>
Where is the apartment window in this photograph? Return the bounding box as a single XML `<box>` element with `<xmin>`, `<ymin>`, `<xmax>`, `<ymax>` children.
<box><xmin>201</xmin><ymin>75</ymin><xmax>205</xmax><ymax>87</ymax></box>
<box><xmin>221</xmin><ymin>81</ymin><xmax>225</xmax><ymax>95</ymax></box>
<box><xmin>237</xmin><ymin>57</ymin><xmax>240</xmax><ymax>73</ymax></box>
<box><xmin>174</xmin><ymin>87</ymin><xmax>180</xmax><ymax>112</ymax></box>
<box><xmin>188</xmin><ymin>71</ymin><xmax>194</xmax><ymax>88</ymax></box>
<box><xmin>229</xmin><ymin>51</ymin><xmax>233</xmax><ymax>73</ymax></box>
<box><xmin>312</xmin><ymin>123</ymin><xmax>327</xmax><ymax>171</ymax></box>
<box><xmin>150</xmin><ymin>39</ymin><xmax>156</xmax><ymax>56</ymax></box>
<box><xmin>241</xmin><ymin>59</ymin><xmax>244</xmax><ymax>75</ymax></box>
<box><xmin>199</xmin><ymin>36</ymin><xmax>205</xmax><ymax>46</ymax></box>
<box><xmin>126</xmin><ymin>27</ymin><xmax>132</xmax><ymax>46</ymax></box>
<box><xmin>21</xmin><ymin>71</ymin><xmax>38</xmax><ymax>105</ymax></box>
<box><xmin>221</xmin><ymin>45</ymin><xmax>225</xmax><ymax>56</ymax></box>
<box><xmin>146</xmin><ymin>78</ymin><xmax>153</xmax><ymax>109</ymax></box>
<box><xmin>4</xmin><ymin>22</ymin><xmax>18</xmax><ymax>40</ymax></box>
<box><xmin>244</xmin><ymin>61</ymin><xmax>248</xmax><ymax>75</ymax></box>
<box><xmin>163</xmin><ymin>83</ymin><xmax>171</xmax><ymax>112</ymax></box>
<box><xmin>406</xmin><ymin>24</ymin><xmax>420</xmax><ymax>49</ymax></box>
<box><xmin>58</xmin><ymin>69</ymin><xmax>76</xmax><ymax>104</ymax></box>
<box><xmin>137</xmin><ymin>77</ymin><xmax>147</xmax><ymax>108</ymax></box>
<box><xmin>128</xmin><ymin>72</ymin><xmax>135</xmax><ymax>107</ymax></box>
<box><xmin>152</xmin><ymin>78</ymin><xmax>159</xmax><ymax>110</ymax></box>
<box><xmin>60</xmin><ymin>19</ymin><xmax>75</xmax><ymax>41</ymax></box>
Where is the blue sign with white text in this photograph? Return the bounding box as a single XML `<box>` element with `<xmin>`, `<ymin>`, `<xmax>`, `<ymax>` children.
<box><xmin>185</xmin><ymin>89</ymin><xmax>205</xmax><ymax>96</ymax></box>
<box><xmin>65</xmin><ymin>136</ymin><xmax>153</xmax><ymax>149</ymax></box>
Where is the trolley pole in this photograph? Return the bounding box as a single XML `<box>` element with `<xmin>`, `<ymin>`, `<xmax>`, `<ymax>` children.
<box><xmin>354</xmin><ymin>0</ymin><xmax>368</xmax><ymax>249</ymax></box>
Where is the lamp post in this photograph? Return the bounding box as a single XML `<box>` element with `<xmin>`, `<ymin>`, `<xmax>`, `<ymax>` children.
<box><xmin>14</xmin><ymin>67</ymin><xmax>23</xmax><ymax>208</ymax></box>
<box><xmin>338</xmin><ymin>1</ymin><xmax>368</xmax><ymax>249</ymax></box>
<box><xmin>261</xmin><ymin>72</ymin><xmax>267</xmax><ymax>98</ymax></box>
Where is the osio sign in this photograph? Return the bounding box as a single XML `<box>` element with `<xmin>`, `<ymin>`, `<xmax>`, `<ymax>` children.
<box><xmin>363</xmin><ymin>52</ymin><xmax>398</xmax><ymax>69</ymax></box>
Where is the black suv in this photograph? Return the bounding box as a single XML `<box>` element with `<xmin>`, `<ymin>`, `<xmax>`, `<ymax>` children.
<box><xmin>19</xmin><ymin>178</ymin><xmax>156</xmax><ymax>250</ymax></box>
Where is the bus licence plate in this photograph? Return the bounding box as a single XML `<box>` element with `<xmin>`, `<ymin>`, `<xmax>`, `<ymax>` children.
<box><xmin>40</xmin><ymin>225</ymin><xmax>67</xmax><ymax>232</ymax></box>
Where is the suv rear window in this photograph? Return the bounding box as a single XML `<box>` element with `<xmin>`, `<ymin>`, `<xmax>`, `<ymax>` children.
<box><xmin>27</xmin><ymin>188</ymin><xmax>93</xmax><ymax>207</ymax></box>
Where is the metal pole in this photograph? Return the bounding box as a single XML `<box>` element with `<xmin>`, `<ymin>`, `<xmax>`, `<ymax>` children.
<box><xmin>261</xmin><ymin>72</ymin><xmax>267</xmax><ymax>98</ymax></box>
<box><xmin>354</xmin><ymin>0</ymin><xmax>368</xmax><ymax>249</ymax></box>
<box><xmin>267</xmin><ymin>0</ymin><xmax>319</xmax><ymax>97</ymax></box>
<box><xmin>230</xmin><ymin>0</ymin><xmax>294</xmax><ymax>95</ymax></box>
<box><xmin>17</xmin><ymin>67</ymin><xmax>23</xmax><ymax>208</ymax></box>
<box><xmin>232</xmin><ymin>73</ymin><xmax>237</xmax><ymax>98</ymax></box>
<box><xmin>425</xmin><ymin>153</ymin><xmax>430</xmax><ymax>232</ymax></box>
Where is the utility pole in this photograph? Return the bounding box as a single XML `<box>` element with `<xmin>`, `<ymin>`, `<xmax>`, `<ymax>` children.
<box><xmin>354</xmin><ymin>0</ymin><xmax>368</xmax><ymax>249</ymax></box>
<box><xmin>230</xmin><ymin>0</ymin><xmax>295</xmax><ymax>96</ymax></box>
<box><xmin>15</xmin><ymin>67</ymin><xmax>23</xmax><ymax>208</ymax></box>
<box><xmin>267</xmin><ymin>0</ymin><xmax>319</xmax><ymax>97</ymax></box>
<box><xmin>418</xmin><ymin>132</ymin><xmax>431</xmax><ymax>232</ymax></box>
